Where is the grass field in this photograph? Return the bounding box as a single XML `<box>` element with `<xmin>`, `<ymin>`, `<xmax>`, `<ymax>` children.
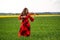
<box><xmin>0</xmin><ymin>16</ymin><xmax>60</xmax><ymax>40</ymax></box>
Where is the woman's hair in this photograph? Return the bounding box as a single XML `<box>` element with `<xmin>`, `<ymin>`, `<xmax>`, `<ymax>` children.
<box><xmin>21</xmin><ymin>8</ymin><xmax>29</xmax><ymax>16</ymax></box>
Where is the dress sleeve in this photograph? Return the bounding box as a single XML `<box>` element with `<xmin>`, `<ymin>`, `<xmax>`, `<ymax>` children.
<box><xmin>29</xmin><ymin>14</ymin><xmax>34</xmax><ymax>22</ymax></box>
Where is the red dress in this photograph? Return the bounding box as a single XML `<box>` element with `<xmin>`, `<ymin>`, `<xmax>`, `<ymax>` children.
<box><xmin>18</xmin><ymin>14</ymin><xmax>34</xmax><ymax>37</ymax></box>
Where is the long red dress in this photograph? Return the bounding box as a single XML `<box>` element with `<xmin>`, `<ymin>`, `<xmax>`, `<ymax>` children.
<box><xmin>18</xmin><ymin>14</ymin><xmax>34</xmax><ymax>37</ymax></box>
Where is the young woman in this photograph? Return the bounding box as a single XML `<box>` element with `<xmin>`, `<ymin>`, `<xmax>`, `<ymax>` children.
<box><xmin>18</xmin><ymin>8</ymin><xmax>34</xmax><ymax>37</ymax></box>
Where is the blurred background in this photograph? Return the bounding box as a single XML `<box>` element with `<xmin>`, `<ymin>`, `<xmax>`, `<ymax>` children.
<box><xmin>0</xmin><ymin>0</ymin><xmax>60</xmax><ymax>14</ymax></box>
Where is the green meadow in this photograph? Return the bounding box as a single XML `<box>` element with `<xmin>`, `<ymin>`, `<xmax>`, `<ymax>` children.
<box><xmin>0</xmin><ymin>16</ymin><xmax>60</xmax><ymax>40</ymax></box>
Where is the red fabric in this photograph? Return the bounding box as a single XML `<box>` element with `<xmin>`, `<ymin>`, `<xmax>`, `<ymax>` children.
<box><xmin>18</xmin><ymin>14</ymin><xmax>34</xmax><ymax>37</ymax></box>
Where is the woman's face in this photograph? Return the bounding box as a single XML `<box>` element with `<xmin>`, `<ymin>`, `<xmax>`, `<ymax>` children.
<box><xmin>23</xmin><ymin>9</ymin><xmax>28</xmax><ymax>14</ymax></box>
<box><xmin>22</xmin><ymin>8</ymin><xmax>28</xmax><ymax>15</ymax></box>
<box><xmin>25</xmin><ymin>9</ymin><xmax>28</xmax><ymax>14</ymax></box>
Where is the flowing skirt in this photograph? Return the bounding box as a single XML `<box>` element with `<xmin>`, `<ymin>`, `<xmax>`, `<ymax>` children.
<box><xmin>18</xmin><ymin>22</ymin><xmax>30</xmax><ymax>37</ymax></box>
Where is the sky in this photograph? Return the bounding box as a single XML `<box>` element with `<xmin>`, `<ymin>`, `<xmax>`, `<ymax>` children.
<box><xmin>0</xmin><ymin>0</ymin><xmax>60</xmax><ymax>13</ymax></box>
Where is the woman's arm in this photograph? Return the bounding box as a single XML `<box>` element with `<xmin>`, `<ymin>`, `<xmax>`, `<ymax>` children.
<box><xmin>18</xmin><ymin>15</ymin><xmax>21</xmax><ymax>20</ymax></box>
<box><xmin>18</xmin><ymin>15</ymin><xmax>26</xmax><ymax>20</ymax></box>
<box><xmin>28</xmin><ymin>14</ymin><xmax>34</xmax><ymax>22</ymax></box>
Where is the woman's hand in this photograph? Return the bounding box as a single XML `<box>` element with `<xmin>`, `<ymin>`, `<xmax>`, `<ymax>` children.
<box><xmin>21</xmin><ymin>16</ymin><xmax>26</xmax><ymax>18</ymax></box>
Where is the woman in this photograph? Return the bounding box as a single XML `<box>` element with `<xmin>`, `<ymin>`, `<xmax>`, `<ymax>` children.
<box><xmin>18</xmin><ymin>8</ymin><xmax>34</xmax><ymax>37</ymax></box>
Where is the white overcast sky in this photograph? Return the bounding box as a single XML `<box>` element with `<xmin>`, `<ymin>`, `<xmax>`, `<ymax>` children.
<box><xmin>0</xmin><ymin>0</ymin><xmax>60</xmax><ymax>13</ymax></box>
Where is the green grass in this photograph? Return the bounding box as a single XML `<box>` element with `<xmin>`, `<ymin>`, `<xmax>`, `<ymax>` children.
<box><xmin>0</xmin><ymin>16</ymin><xmax>60</xmax><ymax>40</ymax></box>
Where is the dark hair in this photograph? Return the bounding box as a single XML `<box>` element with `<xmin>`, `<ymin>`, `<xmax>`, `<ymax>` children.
<box><xmin>21</xmin><ymin>8</ymin><xmax>29</xmax><ymax>16</ymax></box>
